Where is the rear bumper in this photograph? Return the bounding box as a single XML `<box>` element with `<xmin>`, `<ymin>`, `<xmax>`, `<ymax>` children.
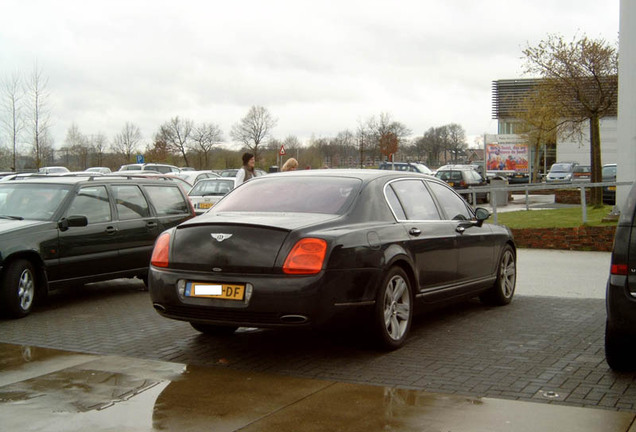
<box><xmin>149</xmin><ymin>266</ymin><xmax>381</xmax><ymax>328</ymax></box>
<box><xmin>606</xmin><ymin>275</ymin><xmax>636</xmax><ymax>333</ymax></box>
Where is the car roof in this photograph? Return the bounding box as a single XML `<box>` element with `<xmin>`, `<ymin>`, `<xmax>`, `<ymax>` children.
<box><xmin>436</xmin><ymin>165</ymin><xmax>476</xmax><ymax>171</ymax></box>
<box><xmin>0</xmin><ymin>173</ymin><xmax>186</xmax><ymax>186</ymax></box>
<box><xmin>256</xmin><ymin>168</ymin><xmax>437</xmax><ymax>184</ymax></box>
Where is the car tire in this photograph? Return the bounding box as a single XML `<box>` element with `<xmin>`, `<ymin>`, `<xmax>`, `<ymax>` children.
<box><xmin>480</xmin><ymin>245</ymin><xmax>516</xmax><ymax>306</ymax></box>
<box><xmin>605</xmin><ymin>321</ymin><xmax>635</xmax><ymax>371</ymax></box>
<box><xmin>0</xmin><ymin>259</ymin><xmax>37</xmax><ymax>318</ymax></box>
<box><xmin>190</xmin><ymin>322</ymin><xmax>238</xmax><ymax>335</ymax></box>
<box><xmin>371</xmin><ymin>267</ymin><xmax>413</xmax><ymax>350</ymax></box>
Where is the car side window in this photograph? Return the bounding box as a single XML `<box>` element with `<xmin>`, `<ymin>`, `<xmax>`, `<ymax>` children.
<box><xmin>389</xmin><ymin>180</ymin><xmax>440</xmax><ymax>221</ymax></box>
<box><xmin>384</xmin><ymin>186</ymin><xmax>406</xmax><ymax>220</ymax></box>
<box><xmin>112</xmin><ymin>185</ymin><xmax>150</xmax><ymax>220</ymax></box>
<box><xmin>428</xmin><ymin>181</ymin><xmax>473</xmax><ymax>220</ymax></box>
<box><xmin>66</xmin><ymin>185</ymin><xmax>112</xmax><ymax>223</ymax></box>
<box><xmin>144</xmin><ymin>185</ymin><xmax>189</xmax><ymax>216</ymax></box>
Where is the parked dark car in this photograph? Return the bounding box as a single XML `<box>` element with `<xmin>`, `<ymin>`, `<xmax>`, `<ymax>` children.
<box><xmin>605</xmin><ymin>180</ymin><xmax>636</xmax><ymax>370</ymax></box>
<box><xmin>603</xmin><ymin>163</ymin><xmax>617</xmax><ymax>204</ymax></box>
<box><xmin>0</xmin><ymin>174</ymin><xmax>195</xmax><ymax>318</ymax></box>
<box><xmin>571</xmin><ymin>165</ymin><xmax>592</xmax><ymax>182</ymax></box>
<box><xmin>434</xmin><ymin>165</ymin><xmax>489</xmax><ymax>204</ymax></box>
<box><xmin>149</xmin><ymin>169</ymin><xmax>516</xmax><ymax>349</ymax></box>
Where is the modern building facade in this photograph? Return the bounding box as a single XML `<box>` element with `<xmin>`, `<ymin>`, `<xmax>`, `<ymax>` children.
<box><xmin>491</xmin><ymin>78</ymin><xmax>618</xmax><ymax>169</ymax></box>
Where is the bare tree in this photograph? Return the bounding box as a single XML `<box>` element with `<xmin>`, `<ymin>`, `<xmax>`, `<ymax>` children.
<box><xmin>90</xmin><ymin>133</ymin><xmax>108</xmax><ymax>167</ymax></box>
<box><xmin>112</xmin><ymin>122</ymin><xmax>142</xmax><ymax>164</ymax></box>
<box><xmin>356</xmin><ymin>118</ymin><xmax>375</xmax><ymax>167</ymax></box>
<box><xmin>192</xmin><ymin>122</ymin><xmax>223</xmax><ymax>168</ymax></box>
<box><xmin>523</xmin><ymin>34</ymin><xmax>618</xmax><ymax>206</ymax></box>
<box><xmin>420</xmin><ymin>126</ymin><xmax>449</xmax><ymax>166</ymax></box>
<box><xmin>445</xmin><ymin>123</ymin><xmax>467</xmax><ymax>164</ymax></box>
<box><xmin>65</xmin><ymin>123</ymin><xmax>90</xmax><ymax>169</ymax></box>
<box><xmin>25</xmin><ymin>63</ymin><xmax>52</xmax><ymax>169</ymax></box>
<box><xmin>1</xmin><ymin>72</ymin><xmax>25</xmax><ymax>170</ymax></box>
<box><xmin>230</xmin><ymin>106</ymin><xmax>277</xmax><ymax>161</ymax></box>
<box><xmin>157</xmin><ymin>116</ymin><xmax>194</xmax><ymax>167</ymax></box>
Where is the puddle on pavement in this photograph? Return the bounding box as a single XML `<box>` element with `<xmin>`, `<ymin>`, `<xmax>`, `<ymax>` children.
<box><xmin>0</xmin><ymin>343</ymin><xmax>633</xmax><ymax>432</ymax></box>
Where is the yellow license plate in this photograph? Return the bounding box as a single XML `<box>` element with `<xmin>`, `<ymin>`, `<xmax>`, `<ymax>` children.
<box><xmin>609</xmin><ymin>186</ymin><xmax>616</xmax><ymax>191</ymax></box>
<box><xmin>199</xmin><ymin>202</ymin><xmax>213</xmax><ymax>209</ymax></box>
<box><xmin>189</xmin><ymin>283</ymin><xmax>245</xmax><ymax>300</ymax></box>
<box><xmin>448</xmin><ymin>182</ymin><xmax>455</xmax><ymax>187</ymax></box>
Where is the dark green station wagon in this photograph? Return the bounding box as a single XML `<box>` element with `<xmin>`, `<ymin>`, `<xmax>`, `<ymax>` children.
<box><xmin>0</xmin><ymin>174</ymin><xmax>195</xmax><ymax>318</ymax></box>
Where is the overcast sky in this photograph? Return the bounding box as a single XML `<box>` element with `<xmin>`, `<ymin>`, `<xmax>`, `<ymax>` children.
<box><xmin>0</xmin><ymin>0</ymin><xmax>620</xmax><ymax>151</ymax></box>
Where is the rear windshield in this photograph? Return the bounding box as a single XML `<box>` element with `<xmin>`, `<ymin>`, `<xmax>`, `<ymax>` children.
<box><xmin>550</xmin><ymin>163</ymin><xmax>574</xmax><ymax>173</ymax></box>
<box><xmin>0</xmin><ymin>183</ymin><xmax>72</xmax><ymax>220</ymax></box>
<box><xmin>603</xmin><ymin>165</ymin><xmax>617</xmax><ymax>177</ymax></box>
<box><xmin>144</xmin><ymin>185</ymin><xmax>190</xmax><ymax>216</ymax></box>
<box><xmin>213</xmin><ymin>176</ymin><xmax>361</xmax><ymax>214</ymax></box>
<box><xmin>189</xmin><ymin>179</ymin><xmax>234</xmax><ymax>196</ymax></box>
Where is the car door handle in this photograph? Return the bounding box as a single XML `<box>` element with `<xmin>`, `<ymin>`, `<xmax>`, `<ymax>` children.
<box><xmin>146</xmin><ymin>221</ymin><xmax>158</xmax><ymax>229</ymax></box>
<box><xmin>105</xmin><ymin>226</ymin><xmax>117</xmax><ymax>234</ymax></box>
<box><xmin>409</xmin><ymin>228</ymin><xmax>421</xmax><ymax>236</ymax></box>
<box><xmin>455</xmin><ymin>226</ymin><xmax>466</xmax><ymax>234</ymax></box>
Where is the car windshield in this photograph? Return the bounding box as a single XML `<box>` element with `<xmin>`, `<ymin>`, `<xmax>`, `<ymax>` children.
<box><xmin>189</xmin><ymin>179</ymin><xmax>234</xmax><ymax>196</ymax></box>
<box><xmin>0</xmin><ymin>183</ymin><xmax>72</xmax><ymax>220</ymax></box>
<box><xmin>550</xmin><ymin>164</ymin><xmax>573</xmax><ymax>173</ymax></box>
<box><xmin>213</xmin><ymin>176</ymin><xmax>361</xmax><ymax>214</ymax></box>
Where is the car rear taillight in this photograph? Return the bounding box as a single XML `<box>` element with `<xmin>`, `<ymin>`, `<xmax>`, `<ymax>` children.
<box><xmin>611</xmin><ymin>264</ymin><xmax>628</xmax><ymax>275</ymax></box>
<box><xmin>151</xmin><ymin>232</ymin><xmax>171</xmax><ymax>268</ymax></box>
<box><xmin>459</xmin><ymin>180</ymin><xmax>466</xmax><ymax>187</ymax></box>
<box><xmin>283</xmin><ymin>238</ymin><xmax>327</xmax><ymax>275</ymax></box>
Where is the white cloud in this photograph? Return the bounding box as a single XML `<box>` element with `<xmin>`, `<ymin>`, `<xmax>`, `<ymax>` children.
<box><xmin>0</xmin><ymin>0</ymin><xmax>620</xmax><ymax>149</ymax></box>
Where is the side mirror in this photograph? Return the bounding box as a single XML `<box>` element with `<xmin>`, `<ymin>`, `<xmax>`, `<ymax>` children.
<box><xmin>474</xmin><ymin>207</ymin><xmax>490</xmax><ymax>227</ymax></box>
<box><xmin>58</xmin><ymin>215</ymin><xmax>88</xmax><ymax>231</ymax></box>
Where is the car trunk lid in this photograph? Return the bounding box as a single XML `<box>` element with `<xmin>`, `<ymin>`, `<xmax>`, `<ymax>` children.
<box><xmin>170</xmin><ymin>212</ymin><xmax>338</xmax><ymax>273</ymax></box>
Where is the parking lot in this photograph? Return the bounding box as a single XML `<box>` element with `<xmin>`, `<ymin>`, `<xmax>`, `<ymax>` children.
<box><xmin>2</xmin><ymin>248</ymin><xmax>636</xmax><ymax>414</ymax></box>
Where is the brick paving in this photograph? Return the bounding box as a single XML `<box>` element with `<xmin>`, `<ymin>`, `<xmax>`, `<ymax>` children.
<box><xmin>2</xmin><ymin>279</ymin><xmax>636</xmax><ymax>412</ymax></box>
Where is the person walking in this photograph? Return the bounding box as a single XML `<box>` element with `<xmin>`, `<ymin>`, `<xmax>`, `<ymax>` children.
<box><xmin>235</xmin><ymin>152</ymin><xmax>257</xmax><ymax>187</ymax></box>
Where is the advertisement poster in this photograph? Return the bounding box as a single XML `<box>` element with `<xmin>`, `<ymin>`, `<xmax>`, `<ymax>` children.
<box><xmin>485</xmin><ymin>135</ymin><xmax>529</xmax><ymax>173</ymax></box>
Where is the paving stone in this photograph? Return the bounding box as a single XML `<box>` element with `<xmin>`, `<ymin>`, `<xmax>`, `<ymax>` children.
<box><xmin>2</xmin><ymin>281</ymin><xmax>636</xmax><ymax>412</ymax></box>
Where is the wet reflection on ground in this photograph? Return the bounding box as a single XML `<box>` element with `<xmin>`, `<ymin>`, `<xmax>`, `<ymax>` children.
<box><xmin>0</xmin><ymin>343</ymin><xmax>634</xmax><ymax>432</ymax></box>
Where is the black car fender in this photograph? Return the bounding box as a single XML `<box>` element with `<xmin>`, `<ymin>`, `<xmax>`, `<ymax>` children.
<box><xmin>382</xmin><ymin>243</ymin><xmax>418</xmax><ymax>291</ymax></box>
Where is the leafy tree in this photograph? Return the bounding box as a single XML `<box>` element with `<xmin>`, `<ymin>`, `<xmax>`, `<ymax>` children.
<box><xmin>514</xmin><ymin>84</ymin><xmax>561</xmax><ymax>182</ymax></box>
<box><xmin>523</xmin><ymin>34</ymin><xmax>618</xmax><ymax>206</ymax></box>
<box><xmin>230</xmin><ymin>106</ymin><xmax>277</xmax><ymax>162</ymax></box>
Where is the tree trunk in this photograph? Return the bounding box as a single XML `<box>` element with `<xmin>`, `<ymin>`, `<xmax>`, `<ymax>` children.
<box><xmin>589</xmin><ymin>115</ymin><xmax>603</xmax><ymax>207</ymax></box>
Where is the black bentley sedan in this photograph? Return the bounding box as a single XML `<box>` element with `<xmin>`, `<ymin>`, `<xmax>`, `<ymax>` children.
<box><xmin>149</xmin><ymin>169</ymin><xmax>516</xmax><ymax>349</ymax></box>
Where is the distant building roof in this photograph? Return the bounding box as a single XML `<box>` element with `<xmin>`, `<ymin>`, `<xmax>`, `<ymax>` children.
<box><xmin>492</xmin><ymin>77</ymin><xmax>618</xmax><ymax>119</ymax></box>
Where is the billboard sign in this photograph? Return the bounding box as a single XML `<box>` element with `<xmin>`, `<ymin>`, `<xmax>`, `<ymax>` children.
<box><xmin>484</xmin><ymin>134</ymin><xmax>529</xmax><ymax>173</ymax></box>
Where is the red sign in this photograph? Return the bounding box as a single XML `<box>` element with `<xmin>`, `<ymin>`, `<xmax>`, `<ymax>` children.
<box><xmin>279</xmin><ymin>145</ymin><xmax>286</xmax><ymax>156</ymax></box>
